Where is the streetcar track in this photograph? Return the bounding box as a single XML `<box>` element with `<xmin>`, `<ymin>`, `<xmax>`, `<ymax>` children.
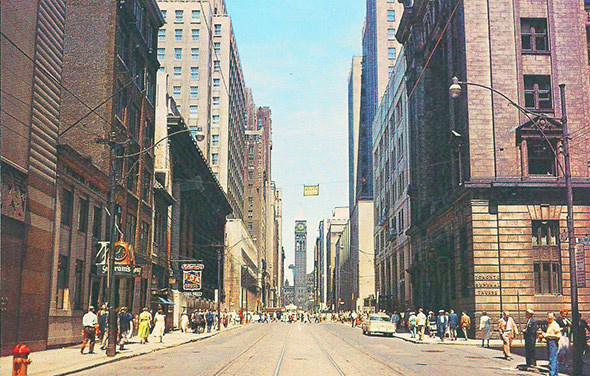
<box><xmin>308</xmin><ymin>326</ymin><xmax>346</xmax><ymax>376</ymax></box>
<box><xmin>273</xmin><ymin>325</ymin><xmax>292</xmax><ymax>376</ymax></box>
<box><xmin>320</xmin><ymin>324</ymin><xmax>415</xmax><ymax>376</ymax></box>
<box><xmin>210</xmin><ymin>326</ymin><xmax>272</xmax><ymax>376</ymax></box>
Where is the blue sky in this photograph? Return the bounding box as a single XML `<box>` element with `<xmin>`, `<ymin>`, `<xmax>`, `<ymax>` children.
<box><xmin>227</xmin><ymin>0</ymin><xmax>365</xmax><ymax>281</ymax></box>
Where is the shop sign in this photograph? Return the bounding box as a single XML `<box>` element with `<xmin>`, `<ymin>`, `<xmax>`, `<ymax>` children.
<box><xmin>575</xmin><ymin>237</ymin><xmax>590</xmax><ymax>288</ymax></box>
<box><xmin>99</xmin><ymin>264</ymin><xmax>141</xmax><ymax>277</ymax></box>
<box><xmin>182</xmin><ymin>263</ymin><xmax>204</xmax><ymax>291</ymax></box>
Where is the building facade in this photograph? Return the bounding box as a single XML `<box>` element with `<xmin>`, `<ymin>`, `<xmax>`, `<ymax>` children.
<box><xmin>373</xmin><ymin>48</ymin><xmax>412</xmax><ymax>312</ymax></box>
<box><xmin>294</xmin><ymin>220</ymin><xmax>308</xmax><ymax>308</ymax></box>
<box><xmin>325</xmin><ymin>208</ymin><xmax>349</xmax><ymax>308</ymax></box>
<box><xmin>157</xmin><ymin>0</ymin><xmax>246</xmax><ymax>219</ymax></box>
<box><xmin>398</xmin><ymin>0</ymin><xmax>590</xmax><ymax>337</ymax></box>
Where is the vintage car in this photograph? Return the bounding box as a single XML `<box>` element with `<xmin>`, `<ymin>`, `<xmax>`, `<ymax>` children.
<box><xmin>362</xmin><ymin>313</ymin><xmax>395</xmax><ymax>336</ymax></box>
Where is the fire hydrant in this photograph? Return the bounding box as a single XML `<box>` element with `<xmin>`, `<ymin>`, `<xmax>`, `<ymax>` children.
<box><xmin>12</xmin><ymin>343</ymin><xmax>32</xmax><ymax>376</ymax></box>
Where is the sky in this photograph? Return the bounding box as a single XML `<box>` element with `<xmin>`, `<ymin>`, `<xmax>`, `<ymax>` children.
<box><xmin>227</xmin><ymin>0</ymin><xmax>365</xmax><ymax>283</ymax></box>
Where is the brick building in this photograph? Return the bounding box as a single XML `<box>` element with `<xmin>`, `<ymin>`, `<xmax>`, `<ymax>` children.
<box><xmin>397</xmin><ymin>0</ymin><xmax>590</xmax><ymax>336</ymax></box>
<box><xmin>1</xmin><ymin>0</ymin><xmax>67</xmax><ymax>354</ymax></box>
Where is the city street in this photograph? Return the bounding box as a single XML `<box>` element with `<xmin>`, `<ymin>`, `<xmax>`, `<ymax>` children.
<box><xmin>75</xmin><ymin>323</ymin><xmax>538</xmax><ymax>376</ymax></box>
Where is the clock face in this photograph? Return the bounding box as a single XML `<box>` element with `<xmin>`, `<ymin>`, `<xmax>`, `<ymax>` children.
<box><xmin>114</xmin><ymin>244</ymin><xmax>128</xmax><ymax>262</ymax></box>
<box><xmin>296</xmin><ymin>223</ymin><xmax>305</xmax><ymax>231</ymax></box>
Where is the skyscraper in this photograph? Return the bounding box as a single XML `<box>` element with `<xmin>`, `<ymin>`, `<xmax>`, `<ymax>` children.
<box><xmin>294</xmin><ymin>220</ymin><xmax>307</xmax><ymax>309</ymax></box>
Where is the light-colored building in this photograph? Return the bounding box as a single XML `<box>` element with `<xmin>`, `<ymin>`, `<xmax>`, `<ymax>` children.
<box><xmin>372</xmin><ymin>48</ymin><xmax>411</xmax><ymax>312</ymax></box>
<box><xmin>325</xmin><ymin>208</ymin><xmax>349</xmax><ymax>308</ymax></box>
<box><xmin>315</xmin><ymin>219</ymin><xmax>330</xmax><ymax>309</ymax></box>
<box><xmin>224</xmin><ymin>219</ymin><xmax>259</xmax><ymax>313</ymax></box>
<box><xmin>294</xmin><ymin>220</ymin><xmax>308</xmax><ymax>308</ymax></box>
<box><xmin>350</xmin><ymin>201</ymin><xmax>376</xmax><ymax>312</ymax></box>
<box><xmin>335</xmin><ymin>221</ymin><xmax>354</xmax><ymax>311</ymax></box>
<box><xmin>157</xmin><ymin>0</ymin><xmax>246</xmax><ymax>219</ymax></box>
<box><xmin>348</xmin><ymin>56</ymin><xmax>362</xmax><ymax>210</ymax></box>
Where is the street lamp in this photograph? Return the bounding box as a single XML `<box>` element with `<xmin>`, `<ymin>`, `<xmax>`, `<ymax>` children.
<box><xmin>194</xmin><ymin>127</ymin><xmax>205</xmax><ymax>142</ymax></box>
<box><xmin>449</xmin><ymin>77</ymin><xmax>582</xmax><ymax>375</ymax></box>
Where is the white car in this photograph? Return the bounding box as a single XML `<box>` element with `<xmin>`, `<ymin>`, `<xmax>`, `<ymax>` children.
<box><xmin>362</xmin><ymin>313</ymin><xmax>395</xmax><ymax>336</ymax></box>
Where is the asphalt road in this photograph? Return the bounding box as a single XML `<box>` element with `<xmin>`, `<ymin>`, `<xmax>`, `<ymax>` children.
<box><xmin>75</xmin><ymin>323</ymin><xmax>542</xmax><ymax>376</ymax></box>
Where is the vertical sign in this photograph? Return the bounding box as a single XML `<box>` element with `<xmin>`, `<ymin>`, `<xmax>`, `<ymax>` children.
<box><xmin>576</xmin><ymin>237</ymin><xmax>590</xmax><ymax>288</ymax></box>
<box><xmin>182</xmin><ymin>263</ymin><xmax>204</xmax><ymax>291</ymax></box>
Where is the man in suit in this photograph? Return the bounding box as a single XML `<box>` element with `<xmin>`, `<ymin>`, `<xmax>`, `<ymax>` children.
<box><xmin>522</xmin><ymin>309</ymin><xmax>538</xmax><ymax>367</ymax></box>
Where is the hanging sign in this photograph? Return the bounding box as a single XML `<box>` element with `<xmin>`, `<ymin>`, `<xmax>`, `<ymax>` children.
<box><xmin>575</xmin><ymin>237</ymin><xmax>590</xmax><ymax>288</ymax></box>
<box><xmin>182</xmin><ymin>263</ymin><xmax>204</xmax><ymax>291</ymax></box>
<box><xmin>303</xmin><ymin>185</ymin><xmax>319</xmax><ymax>196</ymax></box>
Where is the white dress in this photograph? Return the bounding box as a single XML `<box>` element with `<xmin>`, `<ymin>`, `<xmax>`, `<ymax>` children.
<box><xmin>152</xmin><ymin>313</ymin><xmax>166</xmax><ymax>338</ymax></box>
<box><xmin>180</xmin><ymin>314</ymin><xmax>189</xmax><ymax>332</ymax></box>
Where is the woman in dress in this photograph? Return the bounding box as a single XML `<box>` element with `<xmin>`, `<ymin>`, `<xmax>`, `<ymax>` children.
<box><xmin>180</xmin><ymin>311</ymin><xmax>189</xmax><ymax>333</ymax></box>
<box><xmin>152</xmin><ymin>309</ymin><xmax>166</xmax><ymax>343</ymax></box>
<box><xmin>137</xmin><ymin>307</ymin><xmax>152</xmax><ymax>344</ymax></box>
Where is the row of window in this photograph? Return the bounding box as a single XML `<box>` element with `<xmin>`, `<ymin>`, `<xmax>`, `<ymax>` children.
<box><xmin>160</xmin><ymin>9</ymin><xmax>222</xmax><ymax>36</ymax></box>
<box><xmin>159</xmin><ymin>28</ymin><xmax>200</xmax><ymax>42</ymax></box>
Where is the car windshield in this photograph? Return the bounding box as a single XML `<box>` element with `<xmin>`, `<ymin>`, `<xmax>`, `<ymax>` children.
<box><xmin>370</xmin><ymin>316</ymin><xmax>390</xmax><ymax>322</ymax></box>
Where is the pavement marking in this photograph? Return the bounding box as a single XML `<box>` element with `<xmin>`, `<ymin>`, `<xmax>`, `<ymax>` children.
<box><xmin>273</xmin><ymin>325</ymin><xmax>292</xmax><ymax>376</ymax></box>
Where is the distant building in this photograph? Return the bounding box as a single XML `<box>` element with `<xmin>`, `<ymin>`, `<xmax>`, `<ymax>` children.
<box><xmin>282</xmin><ymin>280</ymin><xmax>295</xmax><ymax>307</ymax></box>
<box><xmin>294</xmin><ymin>220</ymin><xmax>308</xmax><ymax>308</ymax></box>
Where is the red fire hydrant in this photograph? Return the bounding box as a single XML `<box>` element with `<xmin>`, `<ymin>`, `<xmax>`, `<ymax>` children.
<box><xmin>12</xmin><ymin>344</ymin><xmax>32</xmax><ymax>376</ymax></box>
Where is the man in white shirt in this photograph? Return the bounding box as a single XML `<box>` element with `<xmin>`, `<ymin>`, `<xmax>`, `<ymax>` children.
<box><xmin>81</xmin><ymin>306</ymin><xmax>98</xmax><ymax>354</ymax></box>
<box><xmin>479</xmin><ymin>311</ymin><xmax>492</xmax><ymax>348</ymax></box>
<box><xmin>351</xmin><ymin>311</ymin><xmax>358</xmax><ymax>328</ymax></box>
<box><xmin>417</xmin><ymin>308</ymin><xmax>427</xmax><ymax>341</ymax></box>
<box><xmin>499</xmin><ymin>311</ymin><xmax>518</xmax><ymax>360</ymax></box>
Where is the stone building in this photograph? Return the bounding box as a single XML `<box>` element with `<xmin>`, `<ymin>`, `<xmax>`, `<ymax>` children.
<box><xmin>397</xmin><ymin>0</ymin><xmax>590</xmax><ymax>336</ymax></box>
<box><xmin>373</xmin><ymin>48</ymin><xmax>412</xmax><ymax>312</ymax></box>
<box><xmin>294</xmin><ymin>220</ymin><xmax>308</xmax><ymax>308</ymax></box>
<box><xmin>325</xmin><ymin>208</ymin><xmax>349</xmax><ymax>308</ymax></box>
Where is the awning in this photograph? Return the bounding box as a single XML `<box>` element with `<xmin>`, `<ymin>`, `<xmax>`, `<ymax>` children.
<box><xmin>156</xmin><ymin>296</ymin><xmax>175</xmax><ymax>305</ymax></box>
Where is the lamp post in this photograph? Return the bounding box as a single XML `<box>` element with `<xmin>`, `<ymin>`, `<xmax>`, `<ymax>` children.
<box><xmin>449</xmin><ymin>77</ymin><xmax>581</xmax><ymax>375</ymax></box>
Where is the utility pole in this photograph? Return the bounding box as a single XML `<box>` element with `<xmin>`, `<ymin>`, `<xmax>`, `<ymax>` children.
<box><xmin>97</xmin><ymin>131</ymin><xmax>126</xmax><ymax>357</ymax></box>
<box><xmin>561</xmin><ymin>84</ymin><xmax>582</xmax><ymax>376</ymax></box>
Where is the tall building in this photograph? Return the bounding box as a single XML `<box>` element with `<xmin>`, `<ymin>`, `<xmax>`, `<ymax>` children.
<box><xmin>398</xmin><ymin>0</ymin><xmax>590</xmax><ymax>332</ymax></box>
<box><xmin>373</xmin><ymin>48</ymin><xmax>412</xmax><ymax>312</ymax></box>
<box><xmin>1</xmin><ymin>0</ymin><xmax>67</xmax><ymax>354</ymax></box>
<box><xmin>157</xmin><ymin>0</ymin><xmax>247</xmax><ymax>219</ymax></box>
<box><xmin>269</xmin><ymin>184</ymin><xmax>283</xmax><ymax>307</ymax></box>
<box><xmin>348</xmin><ymin>56</ymin><xmax>362</xmax><ymax>210</ymax></box>
<box><xmin>294</xmin><ymin>220</ymin><xmax>308</xmax><ymax>308</ymax></box>
<box><xmin>315</xmin><ymin>219</ymin><xmax>329</xmax><ymax>309</ymax></box>
<box><xmin>325</xmin><ymin>208</ymin><xmax>349</xmax><ymax>308</ymax></box>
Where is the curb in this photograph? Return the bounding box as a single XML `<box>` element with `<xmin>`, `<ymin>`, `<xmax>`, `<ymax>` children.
<box><xmin>51</xmin><ymin>326</ymin><xmax>241</xmax><ymax>376</ymax></box>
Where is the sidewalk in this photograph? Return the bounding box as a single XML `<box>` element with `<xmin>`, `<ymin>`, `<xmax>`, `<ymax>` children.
<box><xmin>390</xmin><ymin>331</ymin><xmax>511</xmax><ymax>347</ymax></box>
<box><xmin>1</xmin><ymin>325</ymin><xmax>242</xmax><ymax>376</ymax></box>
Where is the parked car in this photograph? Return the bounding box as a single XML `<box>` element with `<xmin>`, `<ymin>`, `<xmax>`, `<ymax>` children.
<box><xmin>362</xmin><ymin>313</ymin><xmax>396</xmax><ymax>336</ymax></box>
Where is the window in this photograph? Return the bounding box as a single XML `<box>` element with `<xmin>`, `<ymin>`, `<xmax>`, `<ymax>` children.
<box><xmin>212</xmin><ymin>115</ymin><xmax>220</xmax><ymax>125</ymax></box>
<box><xmin>532</xmin><ymin>220</ymin><xmax>561</xmax><ymax>294</ymax></box>
<box><xmin>128</xmin><ymin>105</ymin><xmax>139</xmax><ymax>139</ymax></box>
<box><xmin>92</xmin><ymin>206</ymin><xmax>102</xmax><ymax>239</ymax></box>
<box><xmin>212</xmin><ymin>153</ymin><xmax>219</xmax><ymax>165</ymax></box>
<box><xmin>388</xmin><ymin>66</ymin><xmax>394</xmax><ymax>77</ymax></box>
<box><xmin>192</xmin><ymin>10</ymin><xmax>200</xmax><ymax>22</ymax></box>
<box><xmin>190</xmin><ymin>67</ymin><xmax>199</xmax><ymax>80</ymax></box>
<box><xmin>248</xmin><ymin>197</ymin><xmax>253</xmax><ymax>206</ymax></box>
<box><xmin>174</xmin><ymin>66</ymin><xmax>181</xmax><ymax>77</ymax></box>
<box><xmin>141</xmin><ymin>170</ymin><xmax>151</xmax><ymax>201</ymax></box>
<box><xmin>191</xmin><ymin>48</ymin><xmax>199</xmax><ymax>60</ymax></box>
<box><xmin>388</xmin><ymin>47</ymin><xmax>396</xmax><ymax>60</ymax></box>
<box><xmin>173</xmin><ymin>86</ymin><xmax>181</xmax><ymax>98</ymax></box>
<box><xmin>192</xmin><ymin>29</ymin><xmax>200</xmax><ymax>41</ymax></box>
<box><xmin>388</xmin><ymin>10</ymin><xmax>395</xmax><ymax>22</ymax></box>
<box><xmin>524</xmin><ymin>75</ymin><xmax>552</xmax><ymax>111</ymax></box>
<box><xmin>213</xmin><ymin>96</ymin><xmax>219</xmax><ymax>105</ymax></box>
<box><xmin>146</xmin><ymin>27</ymin><xmax>154</xmax><ymax>49</ymax></box>
<box><xmin>388</xmin><ymin>28</ymin><xmax>396</xmax><ymax>40</ymax></box>
<box><xmin>157</xmin><ymin>48</ymin><xmax>165</xmax><ymax>60</ymax></box>
<box><xmin>74</xmin><ymin>260</ymin><xmax>84</xmax><ymax>310</ymax></box>
<box><xmin>212</xmin><ymin>134</ymin><xmax>219</xmax><ymax>146</ymax></box>
<box><xmin>126</xmin><ymin>155</ymin><xmax>138</xmax><ymax>192</ymax></box>
<box><xmin>248</xmin><ymin>145</ymin><xmax>254</xmax><ymax>156</ymax></box>
<box><xmin>161</xmin><ymin>10</ymin><xmax>166</xmax><ymax>22</ymax></box>
<box><xmin>117</xmin><ymin>30</ymin><xmax>129</xmax><ymax>65</ymax></box>
<box><xmin>61</xmin><ymin>189</ymin><xmax>74</xmax><ymax>226</ymax></box>
<box><xmin>174</xmin><ymin>48</ymin><xmax>182</xmax><ymax>60</ymax></box>
<box><xmin>133</xmin><ymin>0</ymin><xmax>144</xmax><ymax>33</ymax></box>
<box><xmin>213</xmin><ymin>78</ymin><xmax>220</xmax><ymax>87</ymax></box>
<box><xmin>189</xmin><ymin>105</ymin><xmax>198</xmax><ymax>116</ymax></box>
<box><xmin>521</xmin><ymin>18</ymin><xmax>549</xmax><ymax>53</ymax></box>
<box><xmin>158</xmin><ymin>29</ymin><xmax>165</xmax><ymax>42</ymax></box>
<box><xmin>140</xmin><ymin>221</ymin><xmax>150</xmax><ymax>254</ymax></box>
<box><xmin>527</xmin><ymin>139</ymin><xmax>557</xmax><ymax>176</ymax></box>
<box><xmin>190</xmin><ymin>86</ymin><xmax>198</xmax><ymax>98</ymax></box>
<box><xmin>214</xmin><ymin>42</ymin><xmax>221</xmax><ymax>55</ymax></box>
<box><xmin>175</xmin><ymin>29</ymin><xmax>182</xmax><ymax>41</ymax></box>
<box><xmin>56</xmin><ymin>255</ymin><xmax>69</xmax><ymax>309</ymax></box>
<box><xmin>125</xmin><ymin>213</ymin><xmax>137</xmax><ymax>245</ymax></box>
<box><xmin>78</xmin><ymin>198</ymin><xmax>89</xmax><ymax>233</ymax></box>
<box><xmin>213</xmin><ymin>60</ymin><xmax>220</xmax><ymax>71</ymax></box>
<box><xmin>175</xmin><ymin>10</ymin><xmax>183</xmax><ymax>23</ymax></box>
<box><xmin>214</xmin><ymin>24</ymin><xmax>221</xmax><ymax>36</ymax></box>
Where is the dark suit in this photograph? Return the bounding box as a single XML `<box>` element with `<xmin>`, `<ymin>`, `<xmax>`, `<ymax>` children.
<box><xmin>523</xmin><ymin>317</ymin><xmax>538</xmax><ymax>366</ymax></box>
